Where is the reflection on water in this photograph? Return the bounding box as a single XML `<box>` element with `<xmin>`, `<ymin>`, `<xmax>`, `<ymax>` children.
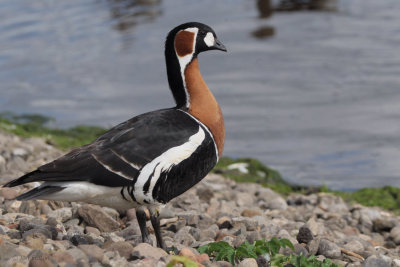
<box><xmin>257</xmin><ymin>0</ymin><xmax>273</xmax><ymax>18</ymax></box>
<box><xmin>253</xmin><ymin>0</ymin><xmax>275</xmax><ymax>40</ymax></box>
<box><xmin>251</xmin><ymin>26</ymin><xmax>275</xmax><ymax>39</ymax></box>
<box><xmin>107</xmin><ymin>0</ymin><xmax>162</xmax><ymax>32</ymax></box>
<box><xmin>275</xmin><ymin>0</ymin><xmax>337</xmax><ymax>11</ymax></box>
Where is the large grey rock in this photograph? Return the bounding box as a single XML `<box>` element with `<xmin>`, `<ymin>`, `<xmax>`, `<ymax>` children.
<box><xmin>79</xmin><ymin>244</ymin><xmax>105</xmax><ymax>262</ymax></box>
<box><xmin>343</xmin><ymin>240</ymin><xmax>364</xmax><ymax>255</ymax></box>
<box><xmin>317</xmin><ymin>239</ymin><xmax>341</xmax><ymax>259</ymax></box>
<box><xmin>131</xmin><ymin>243</ymin><xmax>167</xmax><ymax>260</ymax></box>
<box><xmin>48</xmin><ymin>207</ymin><xmax>72</xmax><ymax>222</ymax></box>
<box><xmin>389</xmin><ymin>226</ymin><xmax>400</xmax><ymax>245</ymax></box>
<box><xmin>267</xmin><ymin>197</ymin><xmax>288</xmax><ymax>210</ymax></box>
<box><xmin>0</xmin><ymin>241</ymin><xmax>19</xmax><ymax>260</ymax></box>
<box><xmin>78</xmin><ymin>204</ymin><xmax>120</xmax><ymax>232</ymax></box>
<box><xmin>104</xmin><ymin>241</ymin><xmax>134</xmax><ymax>259</ymax></box>
<box><xmin>363</xmin><ymin>255</ymin><xmax>391</xmax><ymax>267</ymax></box>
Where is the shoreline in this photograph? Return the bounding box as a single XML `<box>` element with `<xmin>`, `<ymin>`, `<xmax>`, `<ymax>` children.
<box><xmin>1</xmin><ymin>112</ymin><xmax>400</xmax><ymax>214</ymax></box>
<box><xmin>0</xmin><ymin>129</ymin><xmax>399</xmax><ymax>266</ymax></box>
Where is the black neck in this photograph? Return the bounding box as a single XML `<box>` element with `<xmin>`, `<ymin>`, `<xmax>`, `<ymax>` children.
<box><xmin>165</xmin><ymin>30</ymin><xmax>193</xmax><ymax>109</ymax></box>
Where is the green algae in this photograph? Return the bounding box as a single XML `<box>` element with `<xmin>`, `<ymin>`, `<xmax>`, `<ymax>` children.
<box><xmin>0</xmin><ymin>112</ymin><xmax>106</xmax><ymax>150</ymax></box>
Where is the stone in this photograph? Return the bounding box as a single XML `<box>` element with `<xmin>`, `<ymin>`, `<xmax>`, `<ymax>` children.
<box><xmin>47</xmin><ymin>207</ymin><xmax>72</xmax><ymax>223</ymax></box>
<box><xmin>232</xmin><ymin>217</ymin><xmax>258</xmax><ymax>231</ymax></box>
<box><xmin>305</xmin><ymin>217</ymin><xmax>323</xmax><ymax>236</ymax></box>
<box><xmin>246</xmin><ymin>231</ymin><xmax>261</xmax><ymax>244</ymax></box>
<box><xmin>85</xmin><ymin>226</ymin><xmax>101</xmax><ymax>236</ymax></box>
<box><xmin>215</xmin><ymin>261</ymin><xmax>233</xmax><ymax>267</ymax></box>
<box><xmin>77</xmin><ymin>204</ymin><xmax>120</xmax><ymax>232</ymax></box>
<box><xmin>197</xmin><ymin>187</ymin><xmax>214</xmax><ymax>202</ymax></box>
<box><xmin>373</xmin><ymin>218</ymin><xmax>396</xmax><ymax>232</ymax></box>
<box><xmin>389</xmin><ymin>226</ymin><xmax>400</xmax><ymax>245</ymax></box>
<box><xmin>23</xmin><ymin>235</ymin><xmax>44</xmax><ymax>249</ymax></box>
<box><xmin>256</xmin><ymin>256</ymin><xmax>269</xmax><ymax>267</ymax></box>
<box><xmin>363</xmin><ymin>255</ymin><xmax>391</xmax><ymax>267</ymax></box>
<box><xmin>241</xmin><ymin>209</ymin><xmax>261</xmax><ymax>218</ymax></box>
<box><xmin>69</xmin><ymin>234</ymin><xmax>89</xmax><ymax>246</ymax></box>
<box><xmin>179</xmin><ymin>247</ymin><xmax>197</xmax><ymax>261</ymax></box>
<box><xmin>317</xmin><ymin>239</ymin><xmax>341</xmax><ymax>259</ymax></box>
<box><xmin>0</xmin><ymin>241</ymin><xmax>19</xmax><ymax>260</ymax></box>
<box><xmin>196</xmin><ymin>254</ymin><xmax>210</xmax><ymax>265</ymax></box>
<box><xmin>67</xmin><ymin>248</ymin><xmax>90</xmax><ymax>264</ymax></box>
<box><xmin>237</xmin><ymin>258</ymin><xmax>258</xmax><ymax>267</ymax></box>
<box><xmin>131</xmin><ymin>243</ymin><xmax>168</xmax><ymax>260</ymax></box>
<box><xmin>12</xmin><ymin>148</ymin><xmax>28</xmax><ymax>158</ymax></box>
<box><xmin>217</xmin><ymin>216</ymin><xmax>233</xmax><ymax>229</ymax></box>
<box><xmin>27</xmin><ymin>250</ymin><xmax>54</xmax><ymax>267</ymax></box>
<box><xmin>293</xmin><ymin>243</ymin><xmax>309</xmax><ymax>257</ymax></box>
<box><xmin>178</xmin><ymin>211</ymin><xmax>199</xmax><ymax>226</ymax></box>
<box><xmin>393</xmin><ymin>259</ymin><xmax>400</xmax><ymax>267</ymax></box>
<box><xmin>104</xmin><ymin>241</ymin><xmax>134</xmax><ymax>259</ymax></box>
<box><xmin>297</xmin><ymin>225</ymin><xmax>313</xmax><ymax>244</ymax></box>
<box><xmin>267</xmin><ymin>197</ymin><xmax>288</xmax><ymax>210</ymax></box>
<box><xmin>175</xmin><ymin>226</ymin><xmax>197</xmax><ymax>246</ymax></box>
<box><xmin>51</xmin><ymin>251</ymin><xmax>75</xmax><ymax>264</ymax></box>
<box><xmin>0</xmin><ymin>188</ymin><xmax>18</xmax><ymax>200</ymax></box>
<box><xmin>343</xmin><ymin>240</ymin><xmax>364</xmax><ymax>255</ymax></box>
<box><xmin>79</xmin><ymin>244</ymin><xmax>105</xmax><ymax>262</ymax></box>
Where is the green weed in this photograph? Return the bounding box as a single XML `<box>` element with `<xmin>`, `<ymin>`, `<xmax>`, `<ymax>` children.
<box><xmin>198</xmin><ymin>238</ymin><xmax>338</xmax><ymax>267</ymax></box>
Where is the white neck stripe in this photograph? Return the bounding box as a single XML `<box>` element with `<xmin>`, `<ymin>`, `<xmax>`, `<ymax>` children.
<box><xmin>175</xmin><ymin>28</ymin><xmax>198</xmax><ymax>109</ymax></box>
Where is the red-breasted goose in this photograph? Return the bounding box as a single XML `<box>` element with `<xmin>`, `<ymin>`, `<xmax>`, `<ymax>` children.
<box><xmin>3</xmin><ymin>22</ymin><xmax>226</xmax><ymax>249</ymax></box>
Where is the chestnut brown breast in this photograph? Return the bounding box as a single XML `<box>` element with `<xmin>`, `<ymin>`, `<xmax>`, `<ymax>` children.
<box><xmin>184</xmin><ymin>58</ymin><xmax>225</xmax><ymax>156</ymax></box>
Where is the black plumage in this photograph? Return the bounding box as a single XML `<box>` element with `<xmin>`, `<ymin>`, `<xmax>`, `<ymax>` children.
<box><xmin>3</xmin><ymin>22</ymin><xmax>227</xmax><ymax>249</ymax></box>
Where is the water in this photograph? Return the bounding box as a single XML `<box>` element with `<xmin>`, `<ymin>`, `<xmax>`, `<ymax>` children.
<box><xmin>1</xmin><ymin>0</ymin><xmax>400</xmax><ymax>190</ymax></box>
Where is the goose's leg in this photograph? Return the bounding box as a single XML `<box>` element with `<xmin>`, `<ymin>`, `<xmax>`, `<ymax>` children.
<box><xmin>150</xmin><ymin>208</ymin><xmax>166</xmax><ymax>250</ymax></box>
<box><xmin>136</xmin><ymin>208</ymin><xmax>151</xmax><ymax>244</ymax></box>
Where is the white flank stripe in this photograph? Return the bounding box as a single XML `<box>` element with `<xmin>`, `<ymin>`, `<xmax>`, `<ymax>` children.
<box><xmin>134</xmin><ymin>126</ymin><xmax>205</xmax><ymax>204</ymax></box>
<box><xmin>40</xmin><ymin>181</ymin><xmax>137</xmax><ymax>211</ymax></box>
<box><xmin>175</xmin><ymin>27</ymin><xmax>198</xmax><ymax>109</ymax></box>
<box><xmin>178</xmin><ymin>110</ymin><xmax>219</xmax><ymax>162</ymax></box>
<box><xmin>91</xmin><ymin>153</ymin><xmax>133</xmax><ymax>180</ymax></box>
<box><xmin>111</xmin><ymin>149</ymin><xmax>141</xmax><ymax>170</ymax></box>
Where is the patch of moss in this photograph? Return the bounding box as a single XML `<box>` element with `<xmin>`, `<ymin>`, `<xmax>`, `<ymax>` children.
<box><xmin>213</xmin><ymin>157</ymin><xmax>294</xmax><ymax>195</ymax></box>
<box><xmin>0</xmin><ymin>112</ymin><xmax>106</xmax><ymax>150</ymax></box>
<box><xmin>335</xmin><ymin>186</ymin><xmax>400</xmax><ymax>212</ymax></box>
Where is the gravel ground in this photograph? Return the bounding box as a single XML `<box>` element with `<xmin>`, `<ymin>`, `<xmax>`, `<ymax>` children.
<box><xmin>0</xmin><ymin>131</ymin><xmax>399</xmax><ymax>267</ymax></box>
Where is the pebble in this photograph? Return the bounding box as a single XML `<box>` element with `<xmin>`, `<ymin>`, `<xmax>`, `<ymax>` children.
<box><xmin>79</xmin><ymin>244</ymin><xmax>105</xmax><ymax>262</ymax></box>
<box><xmin>389</xmin><ymin>226</ymin><xmax>400</xmax><ymax>245</ymax></box>
<box><xmin>317</xmin><ymin>239</ymin><xmax>341</xmax><ymax>259</ymax></box>
<box><xmin>237</xmin><ymin>258</ymin><xmax>258</xmax><ymax>267</ymax></box>
<box><xmin>104</xmin><ymin>241</ymin><xmax>134</xmax><ymax>259</ymax></box>
<box><xmin>131</xmin><ymin>243</ymin><xmax>168</xmax><ymax>260</ymax></box>
<box><xmin>77</xmin><ymin>204</ymin><xmax>120</xmax><ymax>232</ymax></box>
<box><xmin>217</xmin><ymin>216</ymin><xmax>233</xmax><ymax>229</ymax></box>
<box><xmin>0</xmin><ymin>131</ymin><xmax>399</xmax><ymax>266</ymax></box>
<box><xmin>297</xmin><ymin>225</ymin><xmax>313</xmax><ymax>244</ymax></box>
<box><xmin>47</xmin><ymin>207</ymin><xmax>72</xmax><ymax>222</ymax></box>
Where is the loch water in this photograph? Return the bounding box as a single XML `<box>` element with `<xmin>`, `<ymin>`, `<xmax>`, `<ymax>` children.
<box><xmin>1</xmin><ymin>0</ymin><xmax>400</xmax><ymax>190</ymax></box>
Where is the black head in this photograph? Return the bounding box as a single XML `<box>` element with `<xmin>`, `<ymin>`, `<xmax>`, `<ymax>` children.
<box><xmin>166</xmin><ymin>22</ymin><xmax>227</xmax><ymax>58</ymax></box>
<box><xmin>165</xmin><ymin>22</ymin><xmax>226</xmax><ymax>108</ymax></box>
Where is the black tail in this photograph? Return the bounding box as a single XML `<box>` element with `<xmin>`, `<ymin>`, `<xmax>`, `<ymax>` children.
<box><xmin>15</xmin><ymin>186</ymin><xmax>65</xmax><ymax>201</ymax></box>
<box><xmin>3</xmin><ymin>170</ymin><xmax>42</xmax><ymax>188</ymax></box>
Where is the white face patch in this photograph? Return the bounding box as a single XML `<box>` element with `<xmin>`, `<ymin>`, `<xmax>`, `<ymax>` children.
<box><xmin>204</xmin><ymin>32</ymin><xmax>215</xmax><ymax>47</ymax></box>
